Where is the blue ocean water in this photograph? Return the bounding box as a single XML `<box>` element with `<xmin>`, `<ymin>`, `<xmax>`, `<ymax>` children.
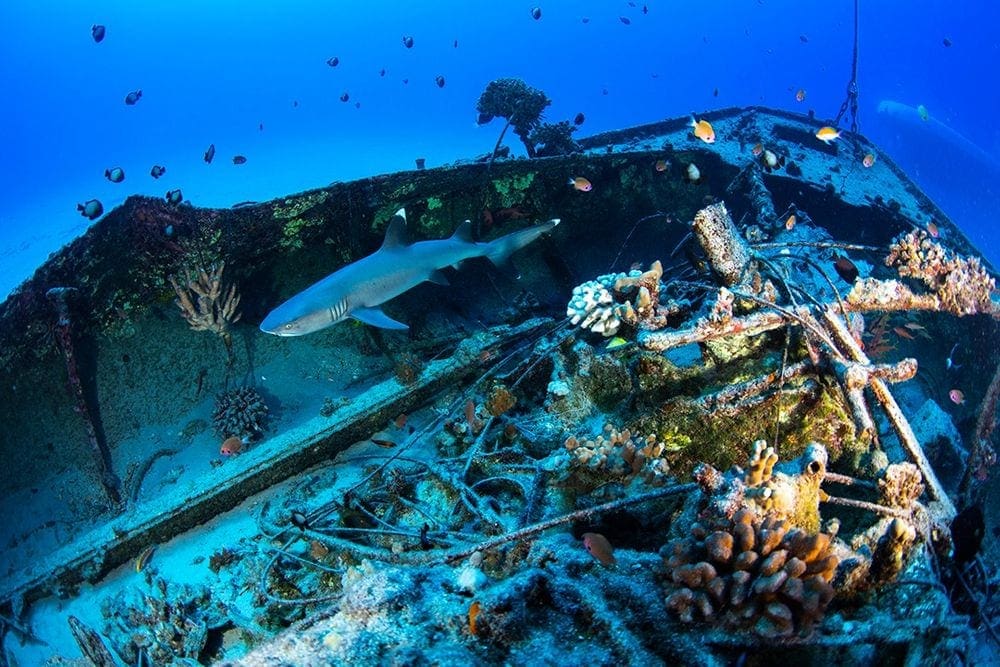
<box><xmin>0</xmin><ymin>0</ymin><xmax>997</xmax><ymax>298</ymax></box>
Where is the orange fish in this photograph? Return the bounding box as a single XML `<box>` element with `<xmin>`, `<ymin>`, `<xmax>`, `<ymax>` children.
<box><xmin>568</xmin><ymin>176</ymin><xmax>592</xmax><ymax>192</ymax></box>
<box><xmin>815</xmin><ymin>126</ymin><xmax>841</xmax><ymax>144</ymax></box>
<box><xmin>785</xmin><ymin>214</ymin><xmax>796</xmax><ymax>231</ymax></box>
<box><xmin>468</xmin><ymin>600</ymin><xmax>482</xmax><ymax>635</ymax></box>
<box><xmin>582</xmin><ymin>532</ymin><xmax>616</xmax><ymax>566</ymax></box>
<box><xmin>927</xmin><ymin>221</ymin><xmax>940</xmax><ymax>238</ymax></box>
<box><xmin>654</xmin><ymin>159</ymin><xmax>668</xmax><ymax>172</ymax></box>
<box><xmin>220</xmin><ymin>436</ymin><xmax>243</xmax><ymax>455</ymax></box>
<box><xmin>893</xmin><ymin>326</ymin><xmax>915</xmax><ymax>340</ymax></box>
<box><xmin>690</xmin><ymin>116</ymin><xmax>716</xmax><ymax>143</ymax></box>
<box><xmin>862</xmin><ymin>153</ymin><xmax>876</xmax><ymax>168</ymax></box>
<box><xmin>751</xmin><ymin>143</ymin><xmax>764</xmax><ymax>157</ymax></box>
<box><xmin>795</xmin><ymin>88</ymin><xmax>806</xmax><ymax>102</ymax></box>
<box><xmin>394</xmin><ymin>413</ymin><xmax>408</xmax><ymax>429</ymax></box>
<box><xmin>370</xmin><ymin>437</ymin><xmax>397</xmax><ymax>448</ymax></box>
<box><xmin>949</xmin><ymin>389</ymin><xmax>965</xmax><ymax>405</ymax></box>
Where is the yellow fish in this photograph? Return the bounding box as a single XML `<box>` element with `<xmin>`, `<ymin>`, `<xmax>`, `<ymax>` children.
<box><xmin>751</xmin><ymin>143</ymin><xmax>764</xmax><ymax>157</ymax></box>
<box><xmin>654</xmin><ymin>159</ymin><xmax>668</xmax><ymax>172</ymax></box>
<box><xmin>568</xmin><ymin>176</ymin><xmax>592</xmax><ymax>192</ymax></box>
<box><xmin>815</xmin><ymin>126</ymin><xmax>841</xmax><ymax>144</ymax></box>
<box><xmin>785</xmin><ymin>214</ymin><xmax>796</xmax><ymax>231</ymax></box>
<box><xmin>690</xmin><ymin>116</ymin><xmax>715</xmax><ymax>143</ymax></box>
<box><xmin>606</xmin><ymin>336</ymin><xmax>629</xmax><ymax>350</ymax></box>
<box><xmin>862</xmin><ymin>153</ymin><xmax>876</xmax><ymax>168</ymax></box>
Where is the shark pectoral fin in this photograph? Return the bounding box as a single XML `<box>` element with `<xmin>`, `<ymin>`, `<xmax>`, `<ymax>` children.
<box><xmin>352</xmin><ymin>306</ymin><xmax>409</xmax><ymax>330</ymax></box>
<box><xmin>427</xmin><ymin>269</ymin><xmax>450</xmax><ymax>286</ymax></box>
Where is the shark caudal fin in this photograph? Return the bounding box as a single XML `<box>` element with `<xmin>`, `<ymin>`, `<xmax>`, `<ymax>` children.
<box><xmin>484</xmin><ymin>218</ymin><xmax>560</xmax><ymax>269</ymax></box>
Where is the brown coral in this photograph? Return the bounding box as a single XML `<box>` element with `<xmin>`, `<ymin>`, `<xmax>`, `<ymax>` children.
<box><xmin>169</xmin><ymin>261</ymin><xmax>241</xmax><ymax>349</ymax></box>
<box><xmin>663</xmin><ymin>508</ymin><xmax>838</xmax><ymax>637</ymax></box>
<box><xmin>564</xmin><ymin>424</ymin><xmax>671</xmax><ymax>486</ymax></box>
<box><xmin>877</xmin><ymin>462</ymin><xmax>924</xmax><ymax>510</ymax></box>
<box><xmin>885</xmin><ymin>230</ymin><xmax>996</xmax><ymax>316</ymax></box>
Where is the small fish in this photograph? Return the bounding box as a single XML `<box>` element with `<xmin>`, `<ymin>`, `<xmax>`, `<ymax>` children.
<box><xmin>380</xmin><ymin>68</ymin><xmax>386</xmax><ymax>77</ymax></box>
<box><xmin>619</xmin><ymin>16</ymin><xmax>631</xmax><ymax>25</ymax></box>
<box><xmin>77</xmin><ymin>199</ymin><xmax>103</xmax><ymax>220</ymax></box>
<box><xmin>833</xmin><ymin>255</ymin><xmax>859</xmax><ymax>283</ymax></box>
<box><xmin>760</xmin><ymin>149</ymin><xmax>784</xmax><ymax>172</ymax></box>
<box><xmin>815</xmin><ymin>126</ymin><xmax>841</xmax><ymax>144</ymax></box>
<box><xmin>582</xmin><ymin>17</ymin><xmax>590</xmax><ymax>23</ymax></box>
<box><xmin>435</xmin><ymin>75</ymin><xmax>446</xmax><ymax>88</ymax></box>
<box><xmin>573</xmin><ymin>112</ymin><xmax>585</xmax><ymax>125</ymax></box>
<box><xmin>690</xmin><ymin>116</ymin><xmax>715</xmax><ymax>143</ymax></box>
<box><xmin>654</xmin><ymin>159</ymin><xmax>668</xmax><ymax>172</ymax></box>
<box><xmin>259</xmin><ymin>122</ymin><xmax>264</xmax><ymax>131</ymax></box>
<box><xmin>582</xmin><ymin>532</ymin><xmax>616</xmax><ymax>566</ymax></box>
<box><xmin>903</xmin><ymin>322</ymin><xmax>926</xmax><ymax>331</ymax></box>
<box><xmin>402</xmin><ymin>35</ymin><xmax>414</xmax><ymax>48</ymax></box>
<box><xmin>946</xmin><ymin>343</ymin><xmax>961</xmax><ymax>371</ymax></box>
<box><xmin>291</xmin><ymin>511</ymin><xmax>310</xmax><ymax>530</ymax></box>
<box><xmin>942</xmin><ymin>37</ymin><xmax>953</xmax><ymax>47</ymax></box>
<box><xmin>124</xmin><ymin>89</ymin><xmax>142</xmax><ymax>105</ymax></box>
<box><xmin>569</xmin><ymin>176</ymin><xmax>592</xmax><ymax>192</ymax></box>
<box><xmin>326</xmin><ymin>56</ymin><xmax>339</xmax><ymax>67</ymax></box>
<box><xmin>135</xmin><ymin>545</ymin><xmax>156</xmax><ymax>572</ymax></box>
<box><xmin>530</xmin><ymin>7</ymin><xmax>542</xmax><ymax>20</ymax></box>
<box><xmin>799</xmin><ymin>34</ymin><xmax>809</xmax><ymax>43</ymax></box>
<box><xmin>917</xmin><ymin>104</ymin><xmax>930</xmax><ymax>121</ymax></box>
<box><xmin>713</xmin><ymin>87</ymin><xmax>719</xmax><ymax>97</ymax></box>
<box><xmin>862</xmin><ymin>153</ymin><xmax>876</xmax><ymax>168</ymax></box>
<box><xmin>795</xmin><ymin>88</ymin><xmax>806</xmax><ymax>102</ymax></box>
<box><xmin>469</xmin><ymin>600</ymin><xmax>482</xmax><ymax>635</ymax></box>
<box><xmin>643</xmin><ymin>4</ymin><xmax>648</xmax><ymax>13</ymax></box>
<box><xmin>453</xmin><ymin>39</ymin><xmax>458</xmax><ymax>48</ymax></box>
<box><xmin>686</xmin><ymin>163</ymin><xmax>701</xmax><ymax>183</ymax></box>
<box><xmin>293</xmin><ymin>100</ymin><xmax>299</xmax><ymax>107</ymax></box>
<box><xmin>220</xmin><ymin>436</ymin><xmax>243</xmax><ymax>455</ymax></box>
<box><xmin>104</xmin><ymin>167</ymin><xmax>124</xmax><ymax>183</ymax></box>
<box><xmin>394</xmin><ymin>413</ymin><xmax>408</xmax><ymax>429</ymax></box>
<box><xmin>165</xmin><ymin>189</ymin><xmax>183</xmax><ymax>205</ymax></box>
<box><xmin>150</xmin><ymin>164</ymin><xmax>166</xmax><ymax>179</ymax></box>
<box><xmin>91</xmin><ymin>24</ymin><xmax>106</xmax><ymax>43</ymax></box>
<box><xmin>751</xmin><ymin>143</ymin><xmax>764</xmax><ymax>157</ymax></box>
<box><xmin>232</xmin><ymin>155</ymin><xmax>247</xmax><ymax>165</ymax></box>
<box><xmin>402</xmin><ymin>78</ymin><xmax>409</xmax><ymax>84</ymax></box>
<box><xmin>606</xmin><ymin>337</ymin><xmax>629</xmax><ymax>350</ymax></box>
<box><xmin>370</xmin><ymin>437</ymin><xmax>396</xmax><ymax>448</ymax></box>
<box><xmin>204</xmin><ymin>143</ymin><xmax>216</xmax><ymax>163</ymax></box>
<box><xmin>927</xmin><ymin>221</ymin><xmax>940</xmax><ymax>238</ymax></box>
<box><xmin>340</xmin><ymin>91</ymin><xmax>350</xmax><ymax>102</ymax></box>
<box><xmin>355</xmin><ymin>102</ymin><xmax>361</xmax><ymax>109</ymax></box>
<box><xmin>785</xmin><ymin>214</ymin><xmax>796</xmax><ymax>231</ymax></box>
<box><xmin>893</xmin><ymin>326</ymin><xmax>915</xmax><ymax>340</ymax></box>
<box><xmin>949</xmin><ymin>389</ymin><xmax>965</xmax><ymax>405</ymax></box>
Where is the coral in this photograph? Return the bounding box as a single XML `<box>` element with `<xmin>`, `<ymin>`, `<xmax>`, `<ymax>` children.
<box><xmin>885</xmin><ymin>230</ymin><xmax>997</xmax><ymax>316</ymax></box>
<box><xmin>476</xmin><ymin>78</ymin><xmax>551</xmax><ymax>157</ymax></box>
<box><xmin>869</xmin><ymin>517</ymin><xmax>918</xmax><ymax>583</ymax></box>
<box><xmin>485</xmin><ymin>383</ymin><xmax>517</xmax><ymax>417</ymax></box>
<box><xmin>662</xmin><ymin>507</ymin><xmax>838</xmax><ymax>638</ymax></box>
<box><xmin>100</xmin><ymin>580</ymin><xmax>226</xmax><ymax>665</ymax></box>
<box><xmin>877</xmin><ymin>462</ymin><xmax>925</xmax><ymax>510</ymax></box>
<box><xmin>212</xmin><ymin>386</ymin><xmax>269</xmax><ymax>440</ymax></box>
<box><xmin>529</xmin><ymin>120</ymin><xmax>581</xmax><ymax>157</ymax></box>
<box><xmin>741</xmin><ymin>441</ymin><xmax>829</xmax><ymax>533</ymax></box>
<box><xmin>169</xmin><ymin>261</ymin><xmax>241</xmax><ymax>351</ymax></box>
<box><xmin>563</xmin><ymin>424</ymin><xmax>672</xmax><ymax>487</ymax></box>
<box><xmin>566</xmin><ymin>261</ymin><xmax>666</xmax><ymax>337</ymax></box>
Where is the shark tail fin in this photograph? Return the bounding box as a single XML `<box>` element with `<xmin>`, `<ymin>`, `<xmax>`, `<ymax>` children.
<box><xmin>484</xmin><ymin>218</ymin><xmax>560</xmax><ymax>268</ymax></box>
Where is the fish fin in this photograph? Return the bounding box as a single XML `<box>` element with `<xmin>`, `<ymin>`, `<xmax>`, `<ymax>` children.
<box><xmin>451</xmin><ymin>219</ymin><xmax>474</xmax><ymax>243</ymax></box>
<box><xmin>352</xmin><ymin>306</ymin><xmax>409</xmax><ymax>330</ymax></box>
<box><xmin>427</xmin><ymin>269</ymin><xmax>450</xmax><ymax>286</ymax></box>
<box><xmin>380</xmin><ymin>209</ymin><xmax>408</xmax><ymax>250</ymax></box>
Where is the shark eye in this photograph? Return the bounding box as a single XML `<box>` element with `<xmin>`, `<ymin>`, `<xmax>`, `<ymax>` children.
<box><xmin>284</xmin><ymin>323</ymin><xmax>294</xmax><ymax>330</ymax></box>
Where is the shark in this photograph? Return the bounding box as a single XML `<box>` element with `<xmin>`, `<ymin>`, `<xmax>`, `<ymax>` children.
<box><xmin>260</xmin><ymin>208</ymin><xmax>560</xmax><ymax>336</ymax></box>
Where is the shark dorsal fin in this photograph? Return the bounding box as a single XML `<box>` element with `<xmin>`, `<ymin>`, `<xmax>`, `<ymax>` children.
<box><xmin>451</xmin><ymin>219</ymin><xmax>474</xmax><ymax>243</ymax></box>
<box><xmin>380</xmin><ymin>209</ymin><xmax>408</xmax><ymax>250</ymax></box>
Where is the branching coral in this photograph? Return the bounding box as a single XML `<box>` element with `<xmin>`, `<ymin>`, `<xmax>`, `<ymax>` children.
<box><xmin>563</xmin><ymin>424</ymin><xmax>674</xmax><ymax>486</ymax></box>
<box><xmin>169</xmin><ymin>261</ymin><xmax>242</xmax><ymax>352</ymax></box>
<box><xmin>476</xmin><ymin>78</ymin><xmax>551</xmax><ymax>159</ymax></box>
<box><xmin>883</xmin><ymin>230</ymin><xmax>997</xmax><ymax>316</ymax></box>
<box><xmin>529</xmin><ymin>120</ymin><xmax>580</xmax><ymax>157</ymax></box>
<box><xmin>663</xmin><ymin>507</ymin><xmax>838</xmax><ymax>637</ymax></box>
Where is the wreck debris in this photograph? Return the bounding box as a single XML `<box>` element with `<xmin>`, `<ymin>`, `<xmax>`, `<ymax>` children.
<box><xmin>691</xmin><ymin>202</ymin><xmax>754</xmax><ymax>287</ymax></box>
<box><xmin>169</xmin><ymin>260</ymin><xmax>242</xmax><ymax>361</ymax></box>
<box><xmin>47</xmin><ymin>287</ymin><xmax>122</xmax><ymax>507</ymax></box>
<box><xmin>68</xmin><ymin>615</ymin><xmax>117</xmax><ymax>667</ymax></box>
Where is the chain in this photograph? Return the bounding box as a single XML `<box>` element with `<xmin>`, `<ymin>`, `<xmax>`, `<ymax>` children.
<box><xmin>834</xmin><ymin>0</ymin><xmax>860</xmax><ymax>134</ymax></box>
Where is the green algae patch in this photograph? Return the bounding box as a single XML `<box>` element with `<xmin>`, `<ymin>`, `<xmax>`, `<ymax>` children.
<box><xmin>491</xmin><ymin>172</ymin><xmax>536</xmax><ymax>207</ymax></box>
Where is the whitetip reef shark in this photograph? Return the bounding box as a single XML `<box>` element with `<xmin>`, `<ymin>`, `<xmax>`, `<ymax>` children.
<box><xmin>260</xmin><ymin>208</ymin><xmax>560</xmax><ymax>336</ymax></box>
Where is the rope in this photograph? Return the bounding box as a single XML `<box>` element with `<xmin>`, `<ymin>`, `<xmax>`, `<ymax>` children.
<box><xmin>834</xmin><ymin>0</ymin><xmax>861</xmax><ymax>134</ymax></box>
